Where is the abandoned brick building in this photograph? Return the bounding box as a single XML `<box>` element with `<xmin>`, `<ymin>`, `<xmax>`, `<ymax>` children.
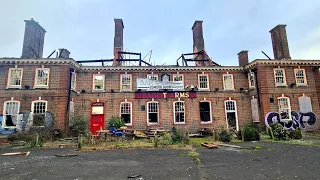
<box><xmin>1</xmin><ymin>18</ymin><xmax>320</xmax><ymax>135</ymax></box>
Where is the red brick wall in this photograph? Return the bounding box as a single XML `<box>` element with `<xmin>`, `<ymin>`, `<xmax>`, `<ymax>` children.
<box><xmin>0</xmin><ymin>64</ymin><xmax>71</xmax><ymax>129</ymax></box>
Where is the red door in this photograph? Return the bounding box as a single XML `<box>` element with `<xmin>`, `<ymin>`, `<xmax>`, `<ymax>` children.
<box><xmin>90</xmin><ymin>102</ymin><xmax>104</xmax><ymax>135</ymax></box>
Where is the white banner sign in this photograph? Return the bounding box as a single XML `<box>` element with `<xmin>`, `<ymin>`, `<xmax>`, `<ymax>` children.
<box><xmin>137</xmin><ymin>78</ymin><xmax>184</xmax><ymax>91</ymax></box>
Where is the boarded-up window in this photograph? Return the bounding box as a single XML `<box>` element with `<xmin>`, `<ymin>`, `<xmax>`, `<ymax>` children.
<box><xmin>298</xmin><ymin>96</ymin><xmax>312</xmax><ymax>113</ymax></box>
<box><xmin>251</xmin><ymin>98</ymin><xmax>259</xmax><ymax>122</ymax></box>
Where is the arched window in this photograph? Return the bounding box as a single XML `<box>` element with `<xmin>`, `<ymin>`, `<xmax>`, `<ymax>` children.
<box><xmin>174</xmin><ymin>101</ymin><xmax>185</xmax><ymax>124</ymax></box>
<box><xmin>277</xmin><ymin>97</ymin><xmax>291</xmax><ymax>121</ymax></box>
<box><xmin>120</xmin><ymin>102</ymin><xmax>132</xmax><ymax>125</ymax></box>
<box><xmin>147</xmin><ymin>101</ymin><xmax>159</xmax><ymax>124</ymax></box>
<box><xmin>31</xmin><ymin>100</ymin><xmax>48</xmax><ymax>126</ymax></box>
<box><xmin>200</xmin><ymin>101</ymin><xmax>212</xmax><ymax>123</ymax></box>
<box><xmin>224</xmin><ymin>100</ymin><xmax>239</xmax><ymax>131</ymax></box>
<box><xmin>2</xmin><ymin>101</ymin><xmax>20</xmax><ymax>128</ymax></box>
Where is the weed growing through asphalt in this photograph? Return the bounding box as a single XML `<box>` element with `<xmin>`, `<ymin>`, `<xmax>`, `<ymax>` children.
<box><xmin>187</xmin><ymin>151</ymin><xmax>201</xmax><ymax>164</ymax></box>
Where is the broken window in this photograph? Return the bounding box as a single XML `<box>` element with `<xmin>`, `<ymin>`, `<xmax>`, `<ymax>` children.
<box><xmin>278</xmin><ymin>96</ymin><xmax>291</xmax><ymax>121</ymax></box>
<box><xmin>147</xmin><ymin>101</ymin><xmax>159</xmax><ymax>124</ymax></box>
<box><xmin>248</xmin><ymin>72</ymin><xmax>255</xmax><ymax>89</ymax></box>
<box><xmin>274</xmin><ymin>68</ymin><xmax>286</xmax><ymax>87</ymax></box>
<box><xmin>147</xmin><ymin>74</ymin><xmax>158</xmax><ymax>81</ymax></box>
<box><xmin>224</xmin><ymin>100</ymin><xmax>238</xmax><ymax>131</ymax></box>
<box><xmin>93</xmin><ymin>74</ymin><xmax>105</xmax><ymax>91</ymax></box>
<box><xmin>198</xmin><ymin>74</ymin><xmax>209</xmax><ymax>90</ymax></box>
<box><xmin>7</xmin><ymin>68</ymin><xmax>23</xmax><ymax>88</ymax></box>
<box><xmin>294</xmin><ymin>69</ymin><xmax>307</xmax><ymax>86</ymax></box>
<box><xmin>32</xmin><ymin>100</ymin><xmax>47</xmax><ymax>126</ymax></box>
<box><xmin>121</xmin><ymin>74</ymin><xmax>132</xmax><ymax>91</ymax></box>
<box><xmin>200</xmin><ymin>101</ymin><xmax>211</xmax><ymax>123</ymax></box>
<box><xmin>3</xmin><ymin>101</ymin><xmax>20</xmax><ymax>127</ymax></box>
<box><xmin>120</xmin><ymin>102</ymin><xmax>132</xmax><ymax>125</ymax></box>
<box><xmin>174</xmin><ymin>101</ymin><xmax>185</xmax><ymax>124</ymax></box>
<box><xmin>35</xmin><ymin>68</ymin><xmax>50</xmax><ymax>88</ymax></box>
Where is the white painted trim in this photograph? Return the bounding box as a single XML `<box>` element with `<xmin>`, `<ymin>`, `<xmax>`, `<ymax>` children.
<box><xmin>199</xmin><ymin>100</ymin><xmax>212</xmax><ymax>124</ymax></box>
<box><xmin>120</xmin><ymin>74</ymin><xmax>132</xmax><ymax>92</ymax></box>
<box><xmin>71</xmin><ymin>72</ymin><xmax>76</xmax><ymax>90</ymax></box>
<box><xmin>92</xmin><ymin>74</ymin><xmax>105</xmax><ymax>91</ymax></box>
<box><xmin>2</xmin><ymin>100</ymin><xmax>20</xmax><ymax>128</ymax></box>
<box><xmin>198</xmin><ymin>74</ymin><xmax>210</xmax><ymax>91</ymax></box>
<box><xmin>224</xmin><ymin>100</ymin><xmax>239</xmax><ymax>131</ymax></box>
<box><xmin>173</xmin><ymin>101</ymin><xmax>186</xmax><ymax>124</ymax></box>
<box><xmin>273</xmin><ymin>68</ymin><xmax>287</xmax><ymax>87</ymax></box>
<box><xmin>31</xmin><ymin>100</ymin><xmax>48</xmax><ymax>127</ymax></box>
<box><xmin>248</xmin><ymin>72</ymin><xmax>255</xmax><ymax>89</ymax></box>
<box><xmin>277</xmin><ymin>97</ymin><xmax>292</xmax><ymax>121</ymax></box>
<box><xmin>6</xmin><ymin>68</ymin><xmax>23</xmax><ymax>89</ymax></box>
<box><xmin>294</xmin><ymin>68</ymin><xmax>308</xmax><ymax>87</ymax></box>
<box><xmin>34</xmin><ymin>68</ymin><xmax>50</xmax><ymax>89</ymax></box>
<box><xmin>146</xmin><ymin>101</ymin><xmax>159</xmax><ymax>125</ymax></box>
<box><xmin>222</xmin><ymin>73</ymin><xmax>235</xmax><ymax>90</ymax></box>
<box><xmin>120</xmin><ymin>102</ymin><xmax>133</xmax><ymax>126</ymax></box>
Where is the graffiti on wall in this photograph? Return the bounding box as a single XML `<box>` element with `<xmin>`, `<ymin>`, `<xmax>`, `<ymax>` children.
<box><xmin>265</xmin><ymin>111</ymin><xmax>317</xmax><ymax>130</ymax></box>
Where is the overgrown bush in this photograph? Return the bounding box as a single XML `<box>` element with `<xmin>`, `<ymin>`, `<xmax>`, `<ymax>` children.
<box><xmin>288</xmin><ymin>128</ymin><xmax>302</xmax><ymax>139</ymax></box>
<box><xmin>159</xmin><ymin>132</ymin><xmax>173</xmax><ymax>145</ymax></box>
<box><xmin>269</xmin><ymin>123</ymin><xmax>290</xmax><ymax>140</ymax></box>
<box><xmin>70</xmin><ymin>115</ymin><xmax>88</xmax><ymax>137</ymax></box>
<box><xmin>218</xmin><ymin>129</ymin><xmax>232</xmax><ymax>142</ymax></box>
<box><xmin>171</xmin><ymin>127</ymin><xmax>190</xmax><ymax>144</ymax></box>
<box><xmin>7</xmin><ymin>132</ymin><xmax>35</xmax><ymax>142</ymax></box>
<box><xmin>243</xmin><ymin>123</ymin><xmax>260</xmax><ymax>141</ymax></box>
<box><xmin>107</xmin><ymin>116</ymin><xmax>125</xmax><ymax>129</ymax></box>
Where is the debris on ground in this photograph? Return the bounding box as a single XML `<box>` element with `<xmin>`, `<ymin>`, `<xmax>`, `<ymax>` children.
<box><xmin>1</xmin><ymin>151</ymin><xmax>30</xmax><ymax>156</ymax></box>
<box><xmin>54</xmin><ymin>154</ymin><xmax>78</xmax><ymax>157</ymax></box>
<box><xmin>201</xmin><ymin>143</ymin><xmax>218</xmax><ymax>149</ymax></box>
<box><xmin>217</xmin><ymin>143</ymin><xmax>255</xmax><ymax>150</ymax></box>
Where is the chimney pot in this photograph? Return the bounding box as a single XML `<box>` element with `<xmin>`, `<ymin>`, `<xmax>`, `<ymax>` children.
<box><xmin>238</xmin><ymin>50</ymin><xmax>249</xmax><ymax>66</ymax></box>
<box><xmin>269</xmin><ymin>24</ymin><xmax>291</xmax><ymax>60</ymax></box>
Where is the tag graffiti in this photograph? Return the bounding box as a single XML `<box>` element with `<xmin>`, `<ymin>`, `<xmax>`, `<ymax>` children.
<box><xmin>265</xmin><ymin>111</ymin><xmax>317</xmax><ymax>130</ymax></box>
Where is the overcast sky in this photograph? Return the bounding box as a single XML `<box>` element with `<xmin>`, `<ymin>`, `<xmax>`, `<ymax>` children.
<box><xmin>1</xmin><ymin>0</ymin><xmax>320</xmax><ymax>66</ymax></box>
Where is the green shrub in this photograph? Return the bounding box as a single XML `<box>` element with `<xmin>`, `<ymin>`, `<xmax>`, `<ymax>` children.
<box><xmin>243</xmin><ymin>123</ymin><xmax>260</xmax><ymax>141</ymax></box>
<box><xmin>269</xmin><ymin>123</ymin><xmax>290</xmax><ymax>140</ymax></box>
<box><xmin>218</xmin><ymin>129</ymin><xmax>232</xmax><ymax>142</ymax></box>
<box><xmin>70</xmin><ymin>115</ymin><xmax>88</xmax><ymax>137</ymax></box>
<box><xmin>171</xmin><ymin>127</ymin><xmax>190</xmax><ymax>144</ymax></box>
<box><xmin>159</xmin><ymin>132</ymin><xmax>173</xmax><ymax>145</ymax></box>
<box><xmin>107</xmin><ymin>116</ymin><xmax>125</xmax><ymax>129</ymax></box>
<box><xmin>288</xmin><ymin>128</ymin><xmax>302</xmax><ymax>139</ymax></box>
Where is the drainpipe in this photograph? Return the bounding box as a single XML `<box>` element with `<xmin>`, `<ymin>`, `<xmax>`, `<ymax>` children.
<box><xmin>65</xmin><ymin>68</ymin><xmax>74</xmax><ymax>134</ymax></box>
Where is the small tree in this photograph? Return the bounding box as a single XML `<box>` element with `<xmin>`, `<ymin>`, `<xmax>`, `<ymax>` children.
<box><xmin>70</xmin><ymin>115</ymin><xmax>88</xmax><ymax>137</ymax></box>
<box><xmin>107</xmin><ymin>116</ymin><xmax>125</xmax><ymax>129</ymax></box>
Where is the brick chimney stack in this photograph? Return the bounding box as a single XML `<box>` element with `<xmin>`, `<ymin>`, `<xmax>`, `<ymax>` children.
<box><xmin>269</xmin><ymin>24</ymin><xmax>291</xmax><ymax>60</ymax></box>
<box><xmin>113</xmin><ymin>19</ymin><xmax>124</xmax><ymax>66</ymax></box>
<box><xmin>58</xmin><ymin>49</ymin><xmax>70</xmax><ymax>58</ymax></box>
<box><xmin>192</xmin><ymin>20</ymin><xmax>207</xmax><ymax>66</ymax></box>
<box><xmin>21</xmin><ymin>18</ymin><xmax>46</xmax><ymax>58</ymax></box>
<box><xmin>238</xmin><ymin>50</ymin><xmax>249</xmax><ymax>66</ymax></box>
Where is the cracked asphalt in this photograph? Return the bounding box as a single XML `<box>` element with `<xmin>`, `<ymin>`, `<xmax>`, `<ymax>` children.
<box><xmin>0</xmin><ymin>142</ymin><xmax>319</xmax><ymax>180</ymax></box>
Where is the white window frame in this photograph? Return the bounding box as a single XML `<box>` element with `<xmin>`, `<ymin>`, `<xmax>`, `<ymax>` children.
<box><xmin>34</xmin><ymin>68</ymin><xmax>50</xmax><ymax>88</ymax></box>
<box><xmin>147</xmin><ymin>74</ymin><xmax>158</xmax><ymax>81</ymax></box>
<box><xmin>248</xmin><ymin>72</ymin><xmax>255</xmax><ymax>89</ymax></box>
<box><xmin>92</xmin><ymin>74</ymin><xmax>105</xmax><ymax>91</ymax></box>
<box><xmin>31</xmin><ymin>100</ymin><xmax>48</xmax><ymax>127</ymax></box>
<box><xmin>7</xmin><ymin>68</ymin><xmax>23</xmax><ymax>89</ymax></box>
<box><xmin>120</xmin><ymin>102</ymin><xmax>132</xmax><ymax>126</ymax></box>
<box><xmin>173</xmin><ymin>74</ymin><xmax>184</xmax><ymax>82</ymax></box>
<box><xmin>200</xmin><ymin>100</ymin><xmax>212</xmax><ymax>124</ymax></box>
<box><xmin>223</xmin><ymin>73</ymin><xmax>235</xmax><ymax>90</ymax></box>
<box><xmin>147</xmin><ymin>101</ymin><xmax>159</xmax><ymax>124</ymax></box>
<box><xmin>198</xmin><ymin>74</ymin><xmax>209</xmax><ymax>91</ymax></box>
<box><xmin>274</xmin><ymin>68</ymin><xmax>287</xmax><ymax>87</ymax></box>
<box><xmin>71</xmin><ymin>72</ymin><xmax>76</xmax><ymax>90</ymax></box>
<box><xmin>120</xmin><ymin>74</ymin><xmax>132</xmax><ymax>91</ymax></box>
<box><xmin>277</xmin><ymin>96</ymin><xmax>292</xmax><ymax>121</ymax></box>
<box><xmin>173</xmin><ymin>101</ymin><xmax>185</xmax><ymax>124</ymax></box>
<box><xmin>2</xmin><ymin>101</ymin><xmax>20</xmax><ymax>128</ymax></box>
<box><xmin>224</xmin><ymin>100</ymin><xmax>239</xmax><ymax>131</ymax></box>
<box><xmin>294</xmin><ymin>68</ymin><xmax>307</xmax><ymax>86</ymax></box>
